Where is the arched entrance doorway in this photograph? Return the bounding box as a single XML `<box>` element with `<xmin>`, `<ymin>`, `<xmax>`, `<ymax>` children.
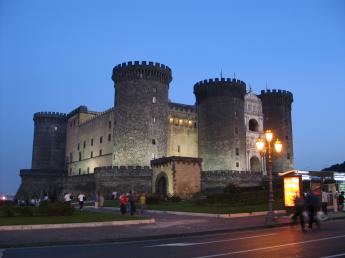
<box><xmin>155</xmin><ymin>172</ymin><xmax>168</xmax><ymax>197</ymax></box>
<box><xmin>250</xmin><ymin>156</ymin><xmax>261</xmax><ymax>172</ymax></box>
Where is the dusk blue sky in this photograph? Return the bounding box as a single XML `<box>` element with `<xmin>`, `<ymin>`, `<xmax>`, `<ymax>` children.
<box><xmin>1</xmin><ymin>0</ymin><xmax>344</xmax><ymax>194</ymax></box>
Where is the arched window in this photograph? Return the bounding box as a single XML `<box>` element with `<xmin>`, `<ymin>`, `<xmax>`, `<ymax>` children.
<box><xmin>249</xmin><ymin>119</ymin><xmax>259</xmax><ymax>132</ymax></box>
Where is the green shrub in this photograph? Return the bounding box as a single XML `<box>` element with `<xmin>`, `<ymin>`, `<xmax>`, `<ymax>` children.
<box><xmin>0</xmin><ymin>206</ymin><xmax>15</xmax><ymax>217</ymax></box>
<box><xmin>14</xmin><ymin>206</ymin><xmax>34</xmax><ymax>217</ymax></box>
<box><xmin>38</xmin><ymin>201</ymin><xmax>74</xmax><ymax>216</ymax></box>
<box><xmin>167</xmin><ymin>196</ymin><xmax>182</xmax><ymax>202</ymax></box>
<box><xmin>146</xmin><ymin>194</ymin><xmax>164</xmax><ymax>204</ymax></box>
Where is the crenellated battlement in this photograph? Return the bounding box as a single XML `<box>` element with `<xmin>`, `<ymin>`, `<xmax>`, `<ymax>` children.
<box><xmin>169</xmin><ymin>102</ymin><xmax>196</xmax><ymax>113</ymax></box>
<box><xmin>259</xmin><ymin>89</ymin><xmax>293</xmax><ymax>104</ymax></box>
<box><xmin>194</xmin><ymin>78</ymin><xmax>247</xmax><ymax>102</ymax></box>
<box><xmin>33</xmin><ymin>112</ymin><xmax>67</xmax><ymax>121</ymax></box>
<box><xmin>112</xmin><ymin>61</ymin><xmax>172</xmax><ymax>84</ymax></box>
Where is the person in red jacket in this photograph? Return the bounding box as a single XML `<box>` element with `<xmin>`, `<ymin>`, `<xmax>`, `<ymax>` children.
<box><xmin>119</xmin><ymin>193</ymin><xmax>128</xmax><ymax>214</ymax></box>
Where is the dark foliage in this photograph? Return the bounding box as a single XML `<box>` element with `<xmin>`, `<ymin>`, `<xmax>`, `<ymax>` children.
<box><xmin>322</xmin><ymin>161</ymin><xmax>345</xmax><ymax>172</ymax></box>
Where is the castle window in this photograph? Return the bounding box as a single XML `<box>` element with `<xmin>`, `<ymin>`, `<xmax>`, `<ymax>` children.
<box><xmin>234</xmin><ymin>111</ymin><xmax>238</xmax><ymax>117</ymax></box>
<box><xmin>174</xmin><ymin>119</ymin><xmax>179</xmax><ymax>126</ymax></box>
<box><xmin>188</xmin><ymin>120</ymin><xmax>192</xmax><ymax>126</ymax></box>
<box><xmin>79</xmin><ymin>168</ymin><xmax>81</xmax><ymax>175</ymax></box>
<box><xmin>153</xmin><ymin>87</ymin><xmax>157</xmax><ymax>93</ymax></box>
<box><xmin>152</xmin><ymin>139</ymin><xmax>156</xmax><ymax>145</ymax></box>
<box><xmin>90</xmin><ymin>151</ymin><xmax>93</xmax><ymax>158</ymax></box>
<box><xmin>113</xmin><ymin>154</ymin><xmax>115</xmax><ymax>160</ymax></box>
<box><xmin>77</xmin><ymin>143</ymin><xmax>80</xmax><ymax>150</ymax></box>
<box><xmin>83</xmin><ymin>141</ymin><xmax>86</xmax><ymax>148</ymax></box>
<box><xmin>236</xmin><ymin>148</ymin><xmax>239</xmax><ymax>156</ymax></box>
<box><xmin>70</xmin><ymin>122</ymin><xmax>72</xmax><ymax>127</ymax></box>
<box><xmin>152</xmin><ymin>153</ymin><xmax>155</xmax><ymax>159</ymax></box>
<box><xmin>179</xmin><ymin>119</ymin><xmax>183</xmax><ymax>125</ymax></box>
<box><xmin>169</xmin><ymin>117</ymin><xmax>174</xmax><ymax>124</ymax></box>
<box><xmin>73</xmin><ymin>120</ymin><xmax>76</xmax><ymax>126</ymax></box>
<box><xmin>287</xmin><ymin>153</ymin><xmax>291</xmax><ymax>160</ymax></box>
<box><xmin>70</xmin><ymin>153</ymin><xmax>73</xmax><ymax>163</ymax></box>
<box><xmin>79</xmin><ymin>152</ymin><xmax>81</xmax><ymax>161</ymax></box>
<box><xmin>236</xmin><ymin>162</ymin><xmax>240</xmax><ymax>168</ymax></box>
<box><xmin>100</xmin><ymin>136</ymin><xmax>103</xmax><ymax>144</ymax></box>
<box><xmin>109</xmin><ymin>121</ymin><xmax>111</xmax><ymax>129</ymax></box>
<box><xmin>285</xmin><ymin>135</ymin><xmax>289</xmax><ymax>140</ymax></box>
<box><xmin>99</xmin><ymin>149</ymin><xmax>102</xmax><ymax>156</ymax></box>
<box><xmin>153</xmin><ymin>117</ymin><xmax>156</xmax><ymax>123</ymax></box>
<box><xmin>108</xmin><ymin>134</ymin><xmax>111</xmax><ymax>141</ymax></box>
<box><xmin>235</xmin><ymin>127</ymin><xmax>238</xmax><ymax>134</ymax></box>
<box><xmin>249</xmin><ymin>119</ymin><xmax>259</xmax><ymax>132</ymax></box>
<box><xmin>152</xmin><ymin>96</ymin><xmax>156</xmax><ymax>103</ymax></box>
<box><xmin>194</xmin><ymin>122</ymin><xmax>197</xmax><ymax>128</ymax></box>
<box><xmin>87</xmin><ymin>167</ymin><xmax>89</xmax><ymax>173</ymax></box>
<box><xmin>91</xmin><ymin>138</ymin><xmax>93</xmax><ymax>146</ymax></box>
<box><xmin>178</xmin><ymin>145</ymin><xmax>181</xmax><ymax>152</ymax></box>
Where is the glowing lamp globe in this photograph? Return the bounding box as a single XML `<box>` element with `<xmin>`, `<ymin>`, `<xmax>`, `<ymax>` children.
<box><xmin>256</xmin><ymin>137</ymin><xmax>265</xmax><ymax>151</ymax></box>
<box><xmin>265</xmin><ymin>130</ymin><xmax>273</xmax><ymax>142</ymax></box>
<box><xmin>274</xmin><ymin>139</ymin><xmax>283</xmax><ymax>153</ymax></box>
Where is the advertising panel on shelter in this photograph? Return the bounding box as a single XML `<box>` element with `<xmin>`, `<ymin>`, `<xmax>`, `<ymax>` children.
<box><xmin>284</xmin><ymin>176</ymin><xmax>301</xmax><ymax>207</ymax></box>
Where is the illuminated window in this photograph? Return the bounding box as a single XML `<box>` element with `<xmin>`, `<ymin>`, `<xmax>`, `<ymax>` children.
<box><xmin>152</xmin><ymin>96</ymin><xmax>156</xmax><ymax>103</ymax></box>
<box><xmin>188</xmin><ymin>120</ymin><xmax>192</xmax><ymax>126</ymax></box>
<box><xmin>179</xmin><ymin>119</ymin><xmax>183</xmax><ymax>125</ymax></box>
<box><xmin>153</xmin><ymin>117</ymin><xmax>156</xmax><ymax>123</ymax></box>
<box><xmin>236</xmin><ymin>148</ymin><xmax>239</xmax><ymax>155</ymax></box>
<box><xmin>91</xmin><ymin>138</ymin><xmax>93</xmax><ymax>146</ymax></box>
<box><xmin>236</xmin><ymin>162</ymin><xmax>239</xmax><ymax>168</ymax></box>
<box><xmin>108</xmin><ymin>134</ymin><xmax>111</xmax><ymax>141</ymax></box>
<box><xmin>99</xmin><ymin>149</ymin><xmax>102</xmax><ymax>156</ymax></box>
<box><xmin>169</xmin><ymin>117</ymin><xmax>174</xmax><ymax>124</ymax></box>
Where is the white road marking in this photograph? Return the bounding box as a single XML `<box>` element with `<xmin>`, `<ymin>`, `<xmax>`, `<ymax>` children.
<box><xmin>192</xmin><ymin>234</ymin><xmax>345</xmax><ymax>258</ymax></box>
<box><xmin>0</xmin><ymin>249</ymin><xmax>5</xmax><ymax>258</ymax></box>
<box><xmin>146</xmin><ymin>233</ymin><xmax>277</xmax><ymax>247</ymax></box>
<box><xmin>321</xmin><ymin>253</ymin><xmax>345</xmax><ymax>258</ymax></box>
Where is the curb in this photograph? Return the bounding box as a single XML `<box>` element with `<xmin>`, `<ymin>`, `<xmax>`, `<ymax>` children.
<box><xmin>0</xmin><ymin>218</ymin><xmax>155</xmax><ymax>231</ymax></box>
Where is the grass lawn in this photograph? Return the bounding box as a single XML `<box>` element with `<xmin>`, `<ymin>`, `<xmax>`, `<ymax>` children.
<box><xmin>104</xmin><ymin>200</ymin><xmax>285</xmax><ymax>214</ymax></box>
<box><xmin>0</xmin><ymin>210</ymin><xmax>142</xmax><ymax>226</ymax></box>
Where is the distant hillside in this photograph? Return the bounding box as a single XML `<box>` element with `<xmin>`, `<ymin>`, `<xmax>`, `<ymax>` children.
<box><xmin>322</xmin><ymin>161</ymin><xmax>345</xmax><ymax>172</ymax></box>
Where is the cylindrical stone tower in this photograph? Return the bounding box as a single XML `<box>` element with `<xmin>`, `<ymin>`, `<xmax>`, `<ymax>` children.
<box><xmin>112</xmin><ymin>61</ymin><xmax>172</xmax><ymax>166</ymax></box>
<box><xmin>194</xmin><ymin>78</ymin><xmax>247</xmax><ymax>171</ymax></box>
<box><xmin>31</xmin><ymin>112</ymin><xmax>67</xmax><ymax>170</ymax></box>
<box><xmin>259</xmin><ymin>89</ymin><xmax>294</xmax><ymax>173</ymax></box>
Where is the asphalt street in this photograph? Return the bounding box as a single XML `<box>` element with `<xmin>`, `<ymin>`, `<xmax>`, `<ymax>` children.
<box><xmin>2</xmin><ymin>219</ymin><xmax>345</xmax><ymax>258</ymax></box>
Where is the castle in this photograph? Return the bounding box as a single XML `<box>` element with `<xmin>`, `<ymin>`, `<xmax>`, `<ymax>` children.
<box><xmin>16</xmin><ymin>61</ymin><xmax>294</xmax><ymax>199</ymax></box>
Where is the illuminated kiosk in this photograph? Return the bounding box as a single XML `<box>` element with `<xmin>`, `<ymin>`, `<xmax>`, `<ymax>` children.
<box><xmin>279</xmin><ymin>170</ymin><xmax>345</xmax><ymax>212</ymax></box>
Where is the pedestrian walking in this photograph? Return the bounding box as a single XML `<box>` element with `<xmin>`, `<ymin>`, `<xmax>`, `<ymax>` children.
<box><xmin>292</xmin><ymin>194</ymin><xmax>305</xmax><ymax>231</ymax></box>
<box><xmin>99</xmin><ymin>192</ymin><xmax>104</xmax><ymax>208</ymax></box>
<box><xmin>339</xmin><ymin>191</ymin><xmax>344</xmax><ymax>212</ymax></box>
<box><xmin>139</xmin><ymin>192</ymin><xmax>147</xmax><ymax>215</ymax></box>
<box><xmin>78</xmin><ymin>192</ymin><xmax>86</xmax><ymax>210</ymax></box>
<box><xmin>321</xmin><ymin>189</ymin><xmax>328</xmax><ymax>215</ymax></box>
<box><xmin>129</xmin><ymin>190</ymin><xmax>137</xmax><ymax>215</ymax></box>
<box><xmin>119</xmin><ymin>193</ymin><xmax>128</xmax><ymax>214</ymax></box>
<box><xmin>64</xmin><ymin>192</ymin><xmax>72</xmax><ymax>205</ymax></box>
<box><xmin>305</xmin><ymin>191</ymin><xmax>321</xmax><ymax>229</ymax></box>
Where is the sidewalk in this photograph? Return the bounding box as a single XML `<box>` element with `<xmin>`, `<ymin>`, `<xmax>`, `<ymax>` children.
<box><xmin>0</xmin><ymin>208</ymin><xmax>344</xmax><ymax>248</ymax></box>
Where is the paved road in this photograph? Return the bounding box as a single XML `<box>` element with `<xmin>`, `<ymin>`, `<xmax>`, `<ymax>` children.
<box><xmin>2</xmin><ymin>219</ymin><xmax>345</xmax><ymax>258</ymax></box>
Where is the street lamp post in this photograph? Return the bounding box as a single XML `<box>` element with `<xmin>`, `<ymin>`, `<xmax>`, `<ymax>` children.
<box><xmin>256</xmin><ymin>130</ymin><xmax>282</xmax><ymax>225</ymax></box>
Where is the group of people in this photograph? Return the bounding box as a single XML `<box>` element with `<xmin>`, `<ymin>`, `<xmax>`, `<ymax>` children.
<box><xmin>292</xmin><ymin>189</ymin><xmax>345</xmax><ymax>232</ymax></box>
<box><xmin>119</xmin><ymin>191</ymin><xmax>147</xmax><ymax>215</ymax></box>
<box><xmin>64</xmin><ymin>192</ymin><xmax>87</xmax><ymax>210</ymax></box>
